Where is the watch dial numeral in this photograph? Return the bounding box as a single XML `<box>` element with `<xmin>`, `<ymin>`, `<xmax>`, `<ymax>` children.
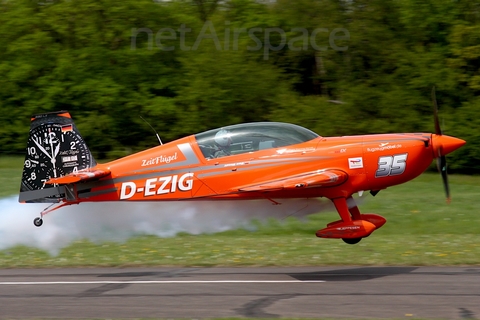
<box><xmin>49</xmin><ymin>132</ymin><xmax>57</xmax><ymax>143</ymax></box>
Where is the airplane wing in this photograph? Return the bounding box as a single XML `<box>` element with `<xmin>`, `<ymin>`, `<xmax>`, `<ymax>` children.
<box><xmin>45</xmin><ymin>168</ymin><xmax>111</xmax><ymax>185</ymax></box>
<box><xmin>238</xmin><ymin>169</ymin><xmax>348</xmax><ymax>192</ymax></box>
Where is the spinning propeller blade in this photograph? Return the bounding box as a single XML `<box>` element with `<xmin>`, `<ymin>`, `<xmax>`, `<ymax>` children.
<box><xmin>432</xmin><ymin>86</ymin><xmax>450</xmax><ymax>203</ymax></box>
<box><xmin>432</xmin><ymin>87</ymin><xmax>442</xmax><ymax>135</ymax></box>
<box><xmin>436</xmin><ymin>154</ymin><xmax>450</xmax><ymax>203</ymax></box>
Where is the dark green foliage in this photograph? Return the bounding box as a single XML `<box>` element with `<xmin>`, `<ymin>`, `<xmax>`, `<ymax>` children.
<box><xmin>0</xmin><ymin>0</ymin><xmax>478</xmax><ymax>172</ymax></box>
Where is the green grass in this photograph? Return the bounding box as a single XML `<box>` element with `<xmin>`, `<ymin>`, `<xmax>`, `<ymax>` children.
<box><xmin>1</xmin><ymin>156</ymin><xmax>480</xmax><ymax>267</ymax></box>
<box><xmin>0</xmin><ymin>156</ymin><xmax>23</xmax><ymax>198</ymax></box>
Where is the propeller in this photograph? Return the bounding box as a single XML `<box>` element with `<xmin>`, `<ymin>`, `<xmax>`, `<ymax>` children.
<box><xmin>431</xmin><ymin>86</ymin><xmax>450</xmax><ymax>203</ymax></box>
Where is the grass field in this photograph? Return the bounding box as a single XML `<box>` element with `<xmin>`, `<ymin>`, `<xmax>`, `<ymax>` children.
<box><xmin>0</xmin><ymin>156</ymin><xmax>23</xmax><ymax>198</ymax></box>
<box><xmin>1</xmin><ymin>156</ymin><xmax>480</xmax><ymax>268</ymax></box>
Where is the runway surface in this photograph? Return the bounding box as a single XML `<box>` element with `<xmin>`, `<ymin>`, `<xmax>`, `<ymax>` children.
<box><xmin>0</xmin><ymin>266</ymin><xmax>478</xmax><ymax>319</ymax></box>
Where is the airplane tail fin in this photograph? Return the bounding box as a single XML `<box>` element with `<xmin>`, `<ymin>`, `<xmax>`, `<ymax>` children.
<box><xmin>19</xmin><ymin>111</ymin><xmax>97</xmax><ymax>203</ymax></box>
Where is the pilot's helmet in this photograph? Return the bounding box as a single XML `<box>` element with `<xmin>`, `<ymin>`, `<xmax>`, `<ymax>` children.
<box><xmin>215</xmin><ymin>129</ymin><xmax>232</xmax><ymax>147</ymax></box>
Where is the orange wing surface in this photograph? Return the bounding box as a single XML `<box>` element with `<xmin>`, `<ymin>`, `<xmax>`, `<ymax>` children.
<box><xmin>238</xmin><ymin>169</ymin><xmax>347</xmax><ymax>192</ymax></box>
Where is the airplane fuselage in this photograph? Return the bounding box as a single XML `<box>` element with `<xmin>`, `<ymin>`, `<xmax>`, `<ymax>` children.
<box><xmin>79</xmin><ymin>133</ymin><xmax>435</xmax><ymax>203</ymax></box>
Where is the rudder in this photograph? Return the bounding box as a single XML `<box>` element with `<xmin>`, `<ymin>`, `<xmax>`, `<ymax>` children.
<box><xmin>19</xmin><ymin>111</ymin><xmax>96</xmax><ymax>203</ymax></box>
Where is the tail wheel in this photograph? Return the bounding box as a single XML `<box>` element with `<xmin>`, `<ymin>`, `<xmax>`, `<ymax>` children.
<box><xmin>33</xmin><ymin>217</ymin><xmax>43</xmax><ymax>227</ymax></box>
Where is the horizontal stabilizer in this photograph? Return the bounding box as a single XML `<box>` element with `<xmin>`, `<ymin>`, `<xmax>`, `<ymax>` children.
<box><xmin>46</xmin><ymin>168</ymin><xmax>111</xmax><ymax>185</ymax></box>
<box><xmin>238</xmin><ymin>169</ymin><xmax>348</xmax><ymax>192</ymax></box>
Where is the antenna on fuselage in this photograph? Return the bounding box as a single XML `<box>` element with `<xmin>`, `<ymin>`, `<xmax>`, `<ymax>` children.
<box><xmin>140</xmin><ymin>115</ymin><xmax>163</xmax><ymax>145</ymax></box>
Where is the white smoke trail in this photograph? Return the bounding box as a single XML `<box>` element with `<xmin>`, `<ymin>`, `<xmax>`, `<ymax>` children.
<box><xmin>0</xmin><ymin>196</ymin><xmax>333</xmax><ymax>255</ymax></box>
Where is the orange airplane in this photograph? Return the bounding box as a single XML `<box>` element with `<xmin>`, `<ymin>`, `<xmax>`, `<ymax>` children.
<box><xmin>19</xmin><ymin>103</ymin><xmax>465</xmax><ymax>244</ymax></box>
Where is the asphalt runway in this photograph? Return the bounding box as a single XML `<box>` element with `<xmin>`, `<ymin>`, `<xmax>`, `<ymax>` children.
<box><xmin>0</xmin><ymin>266</ymin><xmax>478</xmax><ymax>319</ymax></box>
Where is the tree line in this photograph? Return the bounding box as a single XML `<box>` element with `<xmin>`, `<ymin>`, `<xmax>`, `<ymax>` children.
<box><xmin>0</xmin><ymin>0</ymin><xmax>479</xmax><ymax>172</ymax></box>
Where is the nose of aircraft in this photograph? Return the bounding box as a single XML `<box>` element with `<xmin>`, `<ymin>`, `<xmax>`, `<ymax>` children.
<box><xmin>432</xmin><ymin>134</ymin><xmax>466</xmax><ymax>156</ymax></box>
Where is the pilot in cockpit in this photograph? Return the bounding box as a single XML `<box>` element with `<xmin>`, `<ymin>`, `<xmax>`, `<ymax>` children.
<box><xmin>211</xmin><ymin>129</ymin><xmax>232</xmax><ymax>158</ymax></box>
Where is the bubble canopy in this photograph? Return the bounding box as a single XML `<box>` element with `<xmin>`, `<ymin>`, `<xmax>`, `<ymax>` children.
<box><xmin>194</xmin><ymin>122</ymin><xmax>320</xmax><ymax>159</ymax></box>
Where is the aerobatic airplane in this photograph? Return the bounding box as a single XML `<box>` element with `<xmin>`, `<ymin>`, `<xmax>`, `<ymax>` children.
<box><xmin>19</xmin><ymin>100</ymin><xmax>465</xmax><ymax>244</ymax></box>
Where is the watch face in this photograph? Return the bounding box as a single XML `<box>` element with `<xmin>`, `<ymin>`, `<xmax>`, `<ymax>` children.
<box><xmin>21</xmin><ymin>122</ymin><xmax>94</xmax><ymax>191</ymax></box>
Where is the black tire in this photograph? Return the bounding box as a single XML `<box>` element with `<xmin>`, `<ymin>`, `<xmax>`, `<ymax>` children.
<box><xmin>33</xmin><ymin>217</ymin><xmax>43</xmax><ymax>227</ymax></box>
<box><xmin>342</xmin><ymin>237</ymin><xmax>362</xmax><ymax>245</ymax></box>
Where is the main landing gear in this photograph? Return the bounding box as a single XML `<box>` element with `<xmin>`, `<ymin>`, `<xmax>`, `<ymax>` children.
<box><xmin>316</xmin><ymin>196</ymin><xmax>387</xmax><ymax>244</ymax></box>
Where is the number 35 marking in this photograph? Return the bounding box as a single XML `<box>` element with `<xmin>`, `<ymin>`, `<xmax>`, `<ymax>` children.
<box><xmin>375</xmin><ymin>153</ymin><xmax>408</xmax><ymax>178</ymax></box>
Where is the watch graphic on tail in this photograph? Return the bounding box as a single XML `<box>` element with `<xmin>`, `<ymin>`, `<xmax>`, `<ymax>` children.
<box><xmin>21</xmin><ymin>111</ymin><xmax>96</xmax><ymax>192</ymax></box>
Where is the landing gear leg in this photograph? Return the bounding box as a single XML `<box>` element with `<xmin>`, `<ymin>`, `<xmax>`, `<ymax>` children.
<box><xmin>33</xmin><ymin>201</ymin><xmax>75</xmax><ymax>227</ymax></box>
<box><xmin>347</xmin><ymin>196</ymin><xmax>362</xmax><ymax>220</ymax></box>
<box><xmin>333</xmin><ymin>197</ymin><xmax>353</xmax><ymax>222</ymax></box>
